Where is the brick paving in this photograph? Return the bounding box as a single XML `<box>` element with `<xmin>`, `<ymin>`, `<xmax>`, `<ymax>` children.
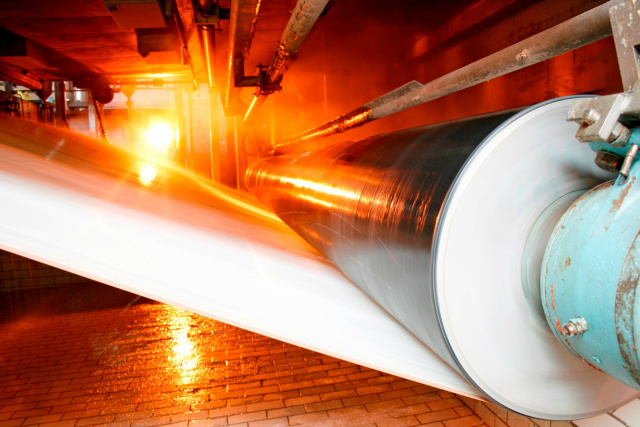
<box><xmin>0</xmin><ymin>282</ymin><xmax>486</xmax><ymax>427</ymax></box>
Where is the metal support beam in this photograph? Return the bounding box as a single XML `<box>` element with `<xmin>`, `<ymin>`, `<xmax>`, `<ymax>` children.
<box><xmin>53</xmin><ymin>81</ymin><xmax>67</xmax><ymax>128</ymax></box>
<box><xmin>610</xmin><ymin>0</ymin><xmax>640</xmax><ymax>91</ymax></box>
<box><xmin>270</xmin><ymin>0</ymin><xmax>624</xmax><ymax>154</ymax></box>
<box><xmin>0</xmin><ymin>64</ymin><xmax>42</xmax><ymax>91</ymax></box>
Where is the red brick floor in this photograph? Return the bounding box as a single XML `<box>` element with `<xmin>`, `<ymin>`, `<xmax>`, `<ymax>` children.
<box><xmin>0</xmin><ymin>283</ymin><xmax>486</xmax><ymax>427</ymax></box>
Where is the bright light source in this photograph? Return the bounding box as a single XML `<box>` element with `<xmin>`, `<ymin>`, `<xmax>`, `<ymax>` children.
<box><xmin>139</xmin><ymin>164</ymin><xmax>157</xmax><ymax>185</ymax></box>
<box><xmin>144</xmin><ymin>121</ymin><xmax>174</xmax><ymax>151</ymax></box>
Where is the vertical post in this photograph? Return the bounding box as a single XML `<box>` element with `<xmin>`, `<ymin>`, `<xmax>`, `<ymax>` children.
<box><xmin>174</xmin><ymin>82</ymin><xmax>187</xmax><ymax>168</ymax></box>
<box><xmin>227</xmin><ymin>116</ymin><xmax>240</xmax><ymax>189</ymax></box>
<box><xmin>200</xmin><ymin>25</ymin><xmax>221</xmax><ymax>181</ymax></box>
<box><xmin>87</xmin><ymin>92</ymin><xmax>97</xmax><ymax>138</ymax></box>
<box><xmin>209</xmin><ymin>89</ymin><xmax>221</xmax><ymax>182</ymax></box>
<box><xmin>188</xmin><ymin>92</ymin><xmax>194</xmax><ymax>171</ymax></box>
<box><xmin>53</xmin><ymin>81</ymin><xmax>67</xmax><ymax>128</ymax></box>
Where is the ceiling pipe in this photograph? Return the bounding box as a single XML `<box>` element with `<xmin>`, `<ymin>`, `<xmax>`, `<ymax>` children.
<box><xmin>201</xmin><ymin>25</ymin><xmax>217</xmax><ymax>89</ymax></box>
<box><xmin>268</xmin><ymin>0</ymin><xmax>623</xmax><ymax>155</ymax></box>
<box><xmin>224</xmin><ymin>0</ymin><xmax>262</xmax><ymax>113</ymax></box>
<box><xmin>243</xmin><ymin>0</ymin><xmax>331</xmax><ymax>123</ymax></box>
<box><xmin>267</xmin><ymin>0</ymin><xmax>331</xmax><ymax>86</ymax></box>
<box><xmin>195</xmin><ymin>0</ymin><xmax>231</xmax><ymax>91</ymax></box>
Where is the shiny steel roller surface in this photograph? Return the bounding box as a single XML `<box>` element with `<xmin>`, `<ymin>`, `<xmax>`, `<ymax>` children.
<box><xmin>247</xmin><ymin>112</ymin><xmax>514</xmax><ymax>368</ymax></box>
<box><xmin>247</xmin><ymin>97</ymin><xmax>640</xmax><ymax>419</ymax></box>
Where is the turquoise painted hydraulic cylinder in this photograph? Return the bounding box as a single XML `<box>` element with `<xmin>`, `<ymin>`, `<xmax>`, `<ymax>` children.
<box><xmin>541</xmin><ymin>160</ymin><xmax>640</xmax><ymax>389</ymax></box>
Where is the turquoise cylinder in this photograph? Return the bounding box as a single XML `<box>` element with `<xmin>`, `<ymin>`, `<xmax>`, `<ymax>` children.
<box><xmin>541</xmin><ymin>161</ymin><xmax>640</xmax><ymax>389</ymax></box>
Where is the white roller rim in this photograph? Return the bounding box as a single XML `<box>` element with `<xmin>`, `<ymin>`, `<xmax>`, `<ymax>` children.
<box><xmin>434</xmin><ymin>97</ymin><xmax>640</xmax><ymax>419</ymax></box>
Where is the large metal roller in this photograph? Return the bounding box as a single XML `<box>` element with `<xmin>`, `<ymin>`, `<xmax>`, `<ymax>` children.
<box><xmin>246</xmin><ymin>97</ymin><xmax>640</xmax><ymax>419</ymax></box>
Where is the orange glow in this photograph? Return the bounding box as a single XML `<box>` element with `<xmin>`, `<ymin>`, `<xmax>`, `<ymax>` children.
<box><xmin>144</xmin><ymin>121</ymin><xmax>175</xmax><ymax>152</ymax></box>
<box><xmin>138</xmin><ymin>164</ymin><xmax>156</xmax><ymax>184</ymax></box>
<box><xmin>147</xmin><ymin>73</ymin><xmax>172</xmax><ymax>78</ymax></box>
<box><xmin>280</xmin><ymin>176</ymin><xmax>359</xmax><ymax>202</ymax></box>
<box><xmin>168</xmin><ymin>307</ymin><xmax>199</xmax><ymax>385</ymax></box>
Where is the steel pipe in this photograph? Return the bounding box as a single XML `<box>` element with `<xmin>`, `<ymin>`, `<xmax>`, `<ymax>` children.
<box><xmin>266</xmin><ymin>0</ymin><xmax>330</xmax><ymax>85</ymax></box>
<box><xmin>201</xmin><ymin>25</ymin><xmax>217</xmax><ymax>90</ymax></box>
<box><xmin>199</xmin><ymin>22</ymin><xmax>225</xmax><ymax>182</ymax></box>
<box><xmin>244</xmin><ymin>0</ymin><xmax>331</xmax><ymax>123</ymax></box>
<box><xmin>271</xmin><ymin>0</ymin><xmax>624</xmax><ymax>154</ymax></box>
<box><xmin>224</xmin><ymin>0</ymin><xmax>262</xmax><ymax>112</ymax></box>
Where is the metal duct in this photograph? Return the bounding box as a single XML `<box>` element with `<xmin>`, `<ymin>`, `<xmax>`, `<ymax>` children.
<box><xmin>247</xmin><ymin>97</ymin><xmax>639</xmax><ymax>419</ymax></box>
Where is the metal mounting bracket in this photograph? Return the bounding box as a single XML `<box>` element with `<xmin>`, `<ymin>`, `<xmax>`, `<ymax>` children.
<box><xmin>611</xmin><ymin>0</ymin><xmax>640</xmax><ymax>92</ymax></box>
<box><xmin>567</xmin><ymin>0</ymin><xmax>640</xmax><ymax>179</ymax></box>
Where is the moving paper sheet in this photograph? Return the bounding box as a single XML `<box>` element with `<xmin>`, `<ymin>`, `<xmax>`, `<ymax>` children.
<box><xmin>0</xmin><ymin>115</ymin><xmax>478</xmax><ymax>397</ymax></box>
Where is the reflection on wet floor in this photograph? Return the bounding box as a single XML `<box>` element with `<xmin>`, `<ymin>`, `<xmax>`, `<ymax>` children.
<box><xmin>0</xmin><ymin>282</ymin><xmax>485</xmax><ymax>427</ymax></box>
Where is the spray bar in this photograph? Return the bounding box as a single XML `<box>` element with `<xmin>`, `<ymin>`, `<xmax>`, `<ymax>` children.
<box><xmin>270</xmin><ymin>0</ymin><xmax>623</xmax><ymax>154</ymax></box>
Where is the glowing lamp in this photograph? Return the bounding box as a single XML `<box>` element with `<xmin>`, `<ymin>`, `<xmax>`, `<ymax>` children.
<box><xmin>144</xmin><ymin>121</ymin><xmax>174</xmax><ymax>151</ymax></box>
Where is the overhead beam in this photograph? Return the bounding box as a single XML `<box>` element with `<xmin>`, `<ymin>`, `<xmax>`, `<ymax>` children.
<box><xmin>0</xmin><ymin>63</ymin><xmax>42</xmax><ymax>90</ymax></box>
<box><xmin>0</xmin><ymin>29</ymin><xmax>49</xmax><ymax>71</ymax></box>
